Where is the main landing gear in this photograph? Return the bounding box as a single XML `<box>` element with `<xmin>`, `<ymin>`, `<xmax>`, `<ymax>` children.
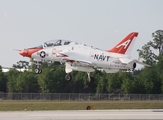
<box><xmin>87</xmin><ymin>72</ymin><xmax>94</xmax><ymax>83</ymax></box>
<box><xmin>34</xmin><ymin>61</ymin><xmax>42</xmax><ymax>74</ymax></box>
<box><xmin>64</xmin><ymin>72</ymin><xmax>94</xmax><ymax>83</ymax></box>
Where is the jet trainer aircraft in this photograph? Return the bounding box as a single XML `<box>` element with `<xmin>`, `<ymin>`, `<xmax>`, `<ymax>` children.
<box><xmin>19</xmin><ymin>32</ymin><xmax>149</xmax><ymax>82</ymax></box>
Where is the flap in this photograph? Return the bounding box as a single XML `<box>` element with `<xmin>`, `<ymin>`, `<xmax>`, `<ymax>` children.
<box><xmin>135</xmin><ymin>60</ymin><xmax>151</xmax><ymax>67</ymax></box>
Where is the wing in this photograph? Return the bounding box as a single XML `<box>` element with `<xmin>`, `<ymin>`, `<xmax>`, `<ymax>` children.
<box><xmin>57</xmin><ymin>51</ymin><xmax>95</xmax><ymax>73</ymax></box>
<box><xmin>62</xmin><ymin>57</ymin><xmax>93</xmax><ymax>66</ymax></box>
<box><xmin>57</xmin><ymin>51</ymin><xmax>94</xmax><ymax>66</ymax></box>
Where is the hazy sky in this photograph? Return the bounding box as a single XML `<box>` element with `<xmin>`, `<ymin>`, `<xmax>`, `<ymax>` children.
<box><xmin>0</xmin><ymin>0</ymin><xmax>163</xmax><ymax>68</ymax></box>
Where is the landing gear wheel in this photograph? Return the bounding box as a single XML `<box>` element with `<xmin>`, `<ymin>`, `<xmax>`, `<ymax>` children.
<box><xmin>35</xmin><ymin>68</ymin><xmax>42</xmax><ymax>74</ymax></box>
<box><xmin>35</xmin><ymin>68</ymin><xmax>39</xmax><ymax>74</ymax></box>
<box><xmin>65</xmin><ymin>74</ymin><xmax>72</xmax><ymax>81</ymax></box>
<box><xmin>38</xmin><ymin>69</ymin><xmax>42</xmax><ymax>74</ymax></box>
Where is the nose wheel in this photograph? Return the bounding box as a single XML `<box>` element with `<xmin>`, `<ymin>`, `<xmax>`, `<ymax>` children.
<box><xmin>35</xmin><ymin>68</ymin><xmax>42</xmax><ymax>74</ymax></box>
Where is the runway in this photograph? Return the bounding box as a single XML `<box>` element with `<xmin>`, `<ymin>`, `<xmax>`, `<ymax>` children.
<box><xmin>0</xmin><ymin>109</ymin><xmax>163</xmax><ymax>120</ymax></box>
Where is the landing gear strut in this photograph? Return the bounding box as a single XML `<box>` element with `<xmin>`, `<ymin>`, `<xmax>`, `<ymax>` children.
<box><xmin>87</xmin><ymin>72</ymin><xmax>94</xmax><ymax>83</ymax></box>
<box><xmin>34</xmin><ymin>61</ymin><xmax>42</xmax><ymax>74</ymax></box>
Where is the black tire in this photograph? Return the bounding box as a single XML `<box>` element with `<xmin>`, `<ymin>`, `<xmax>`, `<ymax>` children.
<box><xmin>38</xmin><ymin>69</ymin><xmax>42</xmax><ymax>74</ymax></box>
<box><xmin>35</xmin><ymin>68</ymin><xmax>42</xmax><ymax>74</ymax></box>
<box><xmin>35</xmin><ymin>68</ymin><xmax>40</xmax><ymax>74</ymax></box>
<box><xmin>65</xmin><ymin>74</ymin><xmax>72</xmax><ymax>81</ymax></box>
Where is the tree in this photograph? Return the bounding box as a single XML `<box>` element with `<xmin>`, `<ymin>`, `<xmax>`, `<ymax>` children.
<box><xmin>137</xmin><ymin>43</ymin><xmax>157</xmax><ymax>65</ymax></box>
<box><xmin>70</xmin><ymin>71</ymin><xmax>87</xmax><ymax>93</ymax></box>
<box><xmin>137</xmin><ymin>30</ymin><xmax>163</xmax><ymax>65</ymax></box>
<box><xmin>121</xmin><ymin>77</ymin><xmax>134</xmax><ymax>94</ymax></box>
<box><xmin>121</xmin><ymin>72</ymin><xmax>135</xmax><ymax>94</ymax></box>
<box><xmin>106</xmin><ymin>73</ymin><xmax>122</xmax><ymax>94</ymax></box>
<box><xmin>12</xmin><ymin>60</ymin><xmax>29</xmax><ymax>70</ymax></box>
<box><xmin>5</xmin><ymin>68</ymin><xmax>20</xmax><ymax>92</ymax></box>
<box><xmin>0</xmin><ymin>66</ymin><xmax>7</xmax><ymax>92</ymax></box>
<box><xmin>16</xmin><ymin>71</ymin><xmax>40</xmax><ymax>93</ymax></box>
<box><xmin>133</xmin><ymin>66</ymin><xmax>162</xmax><ymax>94</ymax></box>
<box><xmin>152</xmin><ymin>55</ymin><xmax>163</xmax><ymax>93</ymax></box>
<box><xmin>151</xmin><ymin>30</ymin><xmax>163</xmax><ymax>56</ymax></box>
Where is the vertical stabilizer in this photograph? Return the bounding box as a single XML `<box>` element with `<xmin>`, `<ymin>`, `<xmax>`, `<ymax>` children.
<box><xmin>107</xmin><ymin>32</ymin><xmax>138</xmax><ymax>54</ymax></box>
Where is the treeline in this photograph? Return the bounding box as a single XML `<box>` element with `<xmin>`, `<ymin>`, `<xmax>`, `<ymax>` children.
<box><xmin>0</xmin><ymin>62</ymin><xmax>163</xmax><ymax>94</ymax></box>
<box><xmin>0</xmin><ymin>30</ymin><xmax>163</xmax><ymax>94</ymax></box>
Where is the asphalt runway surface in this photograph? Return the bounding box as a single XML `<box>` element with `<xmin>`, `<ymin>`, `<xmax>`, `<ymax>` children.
<box><xmin>0</xmin><ymin>109</ymin><xmax>163</xmax><ymax>120</ymax></box>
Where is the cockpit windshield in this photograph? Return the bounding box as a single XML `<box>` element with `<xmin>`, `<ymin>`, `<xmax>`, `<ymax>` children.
<box><xmin>43</xmin><ymin>39</ymin><xmax>71</xmax><ymax>48</ymax></box>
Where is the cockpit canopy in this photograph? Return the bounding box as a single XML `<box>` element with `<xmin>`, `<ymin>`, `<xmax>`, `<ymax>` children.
<box><xmin>32</xmin><ymin>39</ymin><xmax>85</xmax><ymax>49</ymax></box>
<box><xmin>43</xmin><ymin>39</ymin><xmax>71</xmax><ymax>48</ymax></box>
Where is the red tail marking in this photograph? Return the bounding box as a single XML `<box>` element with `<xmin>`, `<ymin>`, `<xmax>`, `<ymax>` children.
<box><xmin>107</xmin><ymin>32</ymin><xmax>138</xmax><ymax>54</ymax></box>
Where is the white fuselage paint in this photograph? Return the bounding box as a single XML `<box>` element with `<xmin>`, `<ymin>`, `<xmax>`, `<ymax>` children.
<box><xmin>32</xmin><ymin>42</ymin><xmax>134</xmax><ymax>73</ymax></box>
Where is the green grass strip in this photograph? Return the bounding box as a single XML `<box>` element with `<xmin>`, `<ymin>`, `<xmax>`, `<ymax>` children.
<box><xmin>0</xmin><ymin>101</ymin><xmax>163</xmax><ymax>111</ymax></box>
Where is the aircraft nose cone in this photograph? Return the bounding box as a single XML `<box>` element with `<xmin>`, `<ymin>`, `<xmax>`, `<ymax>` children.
<box><xmin>19</xmin><ymin>48</ymin><xmax>43</xmax><ymax>58</ymax></box>
<box><xmin>19</xmin><ymin>50</ymin><xmax>28</xmax><ymax>57</ymax></box>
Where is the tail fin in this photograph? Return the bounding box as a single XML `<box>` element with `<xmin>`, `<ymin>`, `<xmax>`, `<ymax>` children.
<box><xmin>107</xmin><ymin>32</ymin><xmax>138</xmax><ymax>54</ymax></box>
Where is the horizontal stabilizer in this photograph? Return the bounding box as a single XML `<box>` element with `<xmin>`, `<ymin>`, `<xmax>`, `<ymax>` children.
<box><xmin>135</xmin><ymin>60</ymin><xmax>151</xmax><ymax>67</ymax></box>
<box><xmin>119</xmin><ymin>58</ymin><xmax>151</xmax><ymax>67</ymax></box>
<box><xmin>119</xmin><ymin>58</ymin><xmax>133</xmax><ymax>64</ymax></box>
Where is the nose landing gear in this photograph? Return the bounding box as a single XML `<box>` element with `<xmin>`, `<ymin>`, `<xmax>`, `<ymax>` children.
<box><xmin>35</xmin><ymin>68</ymin><xmax>42</xmax><ymax>74</ymax></box>
<box><xmin>34</xmin><ymin>61</ymin><xmax>42</xmax><ymax>74</ymax></box>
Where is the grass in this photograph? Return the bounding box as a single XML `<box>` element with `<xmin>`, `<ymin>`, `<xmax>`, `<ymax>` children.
<box><xmin>0</xmin><ymin>100</ymin><xmax>163</xmax><ymax>111</ymax></box>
